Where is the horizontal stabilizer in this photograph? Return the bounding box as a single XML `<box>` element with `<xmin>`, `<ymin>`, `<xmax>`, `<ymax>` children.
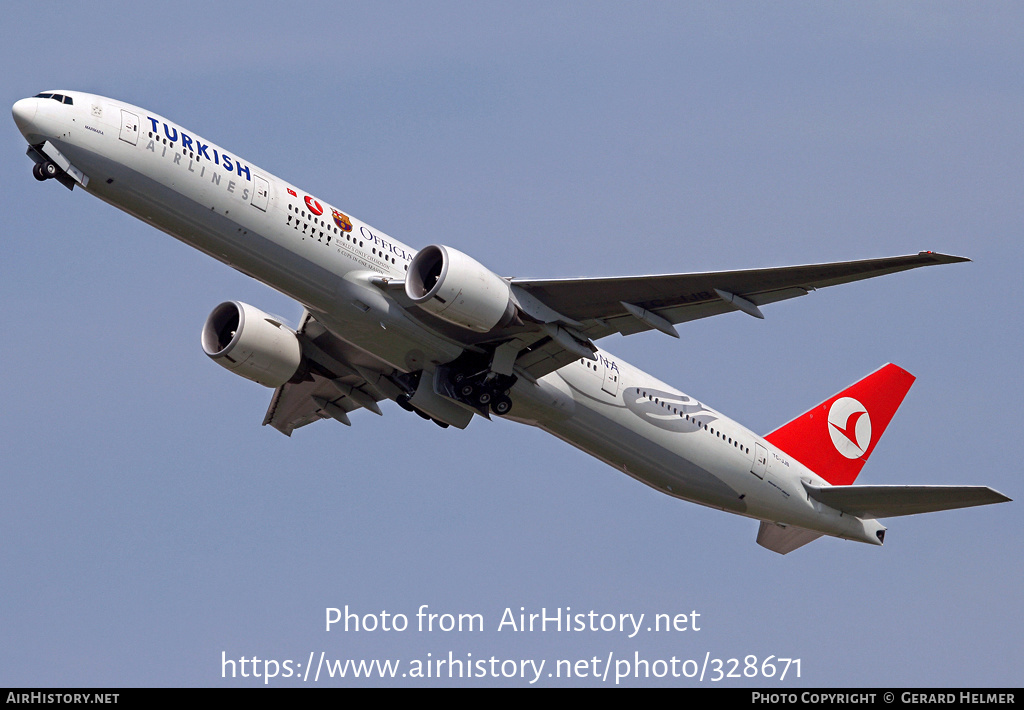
<box><xmin>803</xmin><ymin>483</ymin><xmax>1012</xmax><ymax>519</ymax></box>
<box><xmin>756</xmin><ymin>522</ymin><xmax>823</xmax><ymax>555</ymax></box>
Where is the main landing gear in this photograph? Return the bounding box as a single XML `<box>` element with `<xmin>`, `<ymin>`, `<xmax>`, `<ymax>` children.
<box><xmin>437</xmin><ymin>353</ymin><xmax>517</xmax><ymax>417</ymax></box>
<box><xmin>450</xmin><ymin>371</ymin><xmax>514</xmax><ymax>416</ymax></box>
<box><xmin>32</xmin><ymin>160</ymin><xmax>59</xmax><ymax>181</ymax></box>
<box><xmin>390</xmin><ymin>364</ymin><xmax>514</xmax><ymax>425</ymax></box>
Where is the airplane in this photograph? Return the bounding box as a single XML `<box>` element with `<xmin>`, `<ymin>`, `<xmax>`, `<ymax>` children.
<box><xmin>11</xmin><ymin>90</ymin><xmax>1010</xmax><ymax>554</ymax></box>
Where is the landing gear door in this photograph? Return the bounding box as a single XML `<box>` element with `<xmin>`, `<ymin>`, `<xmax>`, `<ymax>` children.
<box><xmin>751</xmin><ymin>443</ymin><xmax>767</xmax><ymax>479</ymax></box>
<box><xmin>251</xmin><ymin>175</ymin><xmax>270</xmax><ymax>212</ymax></box>
<box><xmin>119</xmin><ymin>110</ymin><xmax>139</xmax><ymax>145</ymax></box>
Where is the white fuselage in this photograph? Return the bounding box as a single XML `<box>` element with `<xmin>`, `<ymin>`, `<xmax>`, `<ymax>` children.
<box><xmin>12</xmin><ymin>91</ymin><xmax>883</xmax><ymax>546</ymax></box>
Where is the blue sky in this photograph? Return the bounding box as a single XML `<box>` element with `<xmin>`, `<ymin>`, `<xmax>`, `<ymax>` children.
<box><xmin>1</xmin><ymin>2</ymin><xmax>1021</xmax><ymax>687</ymax></box>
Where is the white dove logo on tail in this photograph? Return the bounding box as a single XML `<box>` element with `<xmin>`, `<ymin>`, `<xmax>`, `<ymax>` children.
<box><xmin>828</xmin><ymin>397</ymin><xmax>872</xmax><ymax>459</ymax></box>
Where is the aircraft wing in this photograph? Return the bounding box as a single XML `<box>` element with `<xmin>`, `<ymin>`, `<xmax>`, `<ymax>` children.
<box><xmin>802</xmin><ymin>483</ymin><xmax>1012</xmax><ymax>519</ymax></box>
<box><xmin>377</xmin><ymin>251</ymin><xmax>968</xmax><ymax>381</ymax></box>
<box><xmin>511</xmin><ymin>251</ymin><xmax>968</xmax><ymax>341</ymax></box>
<box><xmin>263</xmin><ymin>311</ymin><xmax>395</xmax><ymax>435</ymax></box>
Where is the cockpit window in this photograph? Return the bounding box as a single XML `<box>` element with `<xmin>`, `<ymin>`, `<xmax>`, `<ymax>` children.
<box><xmin>32</xmin><ymin>93</ymin><xmax>72</xmax><ymax>105</ymax></box>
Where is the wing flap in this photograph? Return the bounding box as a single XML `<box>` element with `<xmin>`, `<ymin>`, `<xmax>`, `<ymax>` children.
<box><xmin>515</xmin><ymin>335</ymin><xmax>589</xmax><ymax>380</ymax></box>
<box><xmin>262</xmin><ymin>310</ymin><xmax>393</xmax><ymax>436</ymax></box>
<box><xmin>803</xmin><ymin>483</ymin><xmax>1012</xmax><ymax>519</ymax></box>
<box><xmin>264</xmin><ymin>374</ymin><xmax>366</xmax><ymax>435</ymax></box>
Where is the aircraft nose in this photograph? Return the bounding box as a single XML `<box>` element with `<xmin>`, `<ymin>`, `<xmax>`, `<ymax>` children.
<box><xmin>12</xmin><ymin>98</ymin><xmax>38</xmax><ymax>134</ymax></box>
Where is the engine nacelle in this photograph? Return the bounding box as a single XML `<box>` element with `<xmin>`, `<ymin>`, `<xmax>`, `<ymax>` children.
<box><xmin>201</xmin><ymin>301</ymin><xmax>302</xmax><ymax>388</ymax></box>
<box><xmin>405</xmin><ymin>244</ymin><xmax>516</xmax><ymax>332</ymax></box>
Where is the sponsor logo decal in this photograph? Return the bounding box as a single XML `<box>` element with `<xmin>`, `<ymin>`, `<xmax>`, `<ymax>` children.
<box><xmin>827</xmin><ymin>397</ymin><xmax>871</xmax><ymax>459</ymax></box>
<box><xmin>623</xmin><ymin>387</ymin><xmax>718</xmax><ymax>433</ymax></box>
<box><xmin>287</xmin><ymin>188</ymin><xmax>297</xmax><ymax>197</ymax></box>
<box><xmin>332</xmin><ymin>209</ymin><xmax>353</xmax><ymax>232</ymax></box>
<box><xmin>305</xmin><ymin>195</ymin><xmax>324</xmax><ymax>216</ymax></box>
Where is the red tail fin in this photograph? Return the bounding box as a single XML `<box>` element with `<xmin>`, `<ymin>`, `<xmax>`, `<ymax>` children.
<box><xmin>764</xmin><ymin>363</ymin><xmax>915</xmax><ymax>485</ymax></box>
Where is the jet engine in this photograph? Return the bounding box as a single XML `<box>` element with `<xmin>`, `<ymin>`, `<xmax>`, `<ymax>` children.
<box><xmin>405</xmin><ymin>244</ymin><xmax>517</xmax><ymax>332</ymax></box>
<box><xmin>201</xmin><ymin>301</ymin><xmax>302</xmax><ymax>388</ymax></box>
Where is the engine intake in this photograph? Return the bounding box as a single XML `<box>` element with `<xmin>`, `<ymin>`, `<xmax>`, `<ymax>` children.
<box><xmin>405</xmin><ymin>244</ymin><xmax>516</xmax><ymax>332</ymax></box>
<box><xmin>201</xmin><ymin>301</ymin><xmax>302</xmax><ymax>388</ymax></box>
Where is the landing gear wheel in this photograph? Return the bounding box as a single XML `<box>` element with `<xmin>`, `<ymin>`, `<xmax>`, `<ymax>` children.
<box><xmin>492</xmin><ymin>396</ymin><xmax>512</xmax><ymax>416</ymax></box>
<box><xmin>476</xmin><ymin>390</ymin><xmax>492</xmax><ymax>407</ymax></box>
<box><xmin>459</xmin><ymin>382</ymin><xmax>476</xmax><ymax>398</ymax></box>
<box><xmin>42</xmin><ymin>161</ymin><xmax>59</xmax><ymax>179</ymax></box>
<box><xmin>32</xmin><ymin>163</ymin><xmax>47</xmax><ymax>181</ymax></box>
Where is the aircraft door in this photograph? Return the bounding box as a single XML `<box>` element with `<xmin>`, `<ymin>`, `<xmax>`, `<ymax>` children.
<box><xmin>751</xmin><ymin>443</ymin><xmax>767</xmax><ymax>479</ymax></box>
<box><xmin>601</xmin><ymin>363</ymin><xmax>620</xmax><ymax>396</ymax></box>
<box><xmin>119</xmin><ymin>110</ymin><xmax>139</xmax><ymax>145</ymax></box>
<box><xmin>251</xmin><ymin>175</ymin><xmax>270</xmax><ymax>211</ymax></box>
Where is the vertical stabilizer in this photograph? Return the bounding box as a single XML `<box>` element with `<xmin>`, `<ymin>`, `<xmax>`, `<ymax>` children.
<box><xmin>764</xmin><ymin>363</ymin><xmax>915</xmax><ymax>485</ymax></box>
